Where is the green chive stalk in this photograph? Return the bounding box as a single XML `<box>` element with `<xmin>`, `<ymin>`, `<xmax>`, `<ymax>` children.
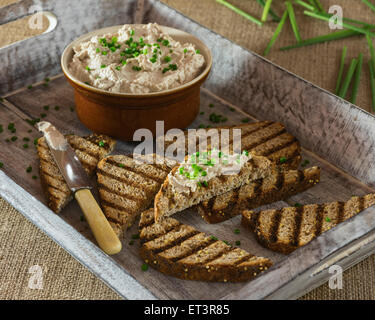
<box><xmin>264</xmin><ymin>10</ymin><xmax>289</xmax><ymax>56</ymax></box>
<box><xmin>304</xmin><ymin>10</ymin><xmax>375</xmax><ymax>37</ymax></box>
<box><xmin>366</xmin><ymin>34</ymin><xmax>375</xmax><ymax>77</ymax></box>
<box><xmin>286</xmin><ymin>1</ymin><xmax>302</xmax><ymax>42</ymax></box>
<box><xmin>350</xmin><ymin>53</ymin><xmax>363</xmax><ymax>104</ymax></box>
<box><xmin>280</xmin><ymin>30</ymin><xmax>358</xmax><ymax>51</ymax></box>
<box><xmin>261</xmin><ymin>0</ymin><xmax>273</xmax><ymax>22</ymax></box>
<box><xmin>216</xmin><ymin>0</ymin><xmax>263</xmax><ymax>26</ymax></box>
<box><xmin>294</xmin><ymin>0</ymin><xmax>316</xmax><ymax>11</ymax></box>
<box><xmin>369</xmin><ymin>61</ymin><xmax>375</xmax><ymax>111</ymax></box>
<box><xmin>338</xmin><ymin>58</ymin><xmax>358</xmax><ymax>98</ymax></box>
<box><xmin>362</xmin><ymin>0</ymin><xmax>375</xmax><ymax>12</ymax></box>
<box><xmin>313</xmin><ymin>0</ymin><xmax>325</xmax><ymax>13</ymax></box>
<box><xmin>256</xmin><ymin>0</ymin><xmax>281</xmax><ymax>22</ymax></box>
<box><xmin>335</xmin><ymin>46</ymin><xmax>348</xmax><ymax>95</ymax></box>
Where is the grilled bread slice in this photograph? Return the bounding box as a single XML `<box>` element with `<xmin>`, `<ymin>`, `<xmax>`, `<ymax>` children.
<box><xmin>160</xmin><ymin>121</ymin><xmax>301</xmax><ymax>170</ymax></box>
<box><xmin>97</xmin><ymin>154</ymin><xmax>178</xmax><ymax>237</ymax></box>
<box><xmin>139</xmin><ymin>209</ymin><xmax>272</xmax><ymax>282</ymax></box>
<box><xmin>198</xmin><ymin>166</ymin><xmax>321</xmax><ymax>224</ymax></box>
<box><xmin>154</xmin><ymin>154</ymin><xmax>274</xmax><ymax>221</ymax></box>
<box><xmin>242</xmin><ymin>194</ymin><xmax>375</xmax><ymax>254</ymax></box>
<box><xmin>37</xmin><ymin>134</ymin><xmax>116</xmax><ymax>214</ymax></box>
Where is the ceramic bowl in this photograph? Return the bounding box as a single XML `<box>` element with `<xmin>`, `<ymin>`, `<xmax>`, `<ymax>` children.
<box><xmin>61</xmin><ymin>24</ymin><xmax>212</xmax><ymax>141</ymax></box>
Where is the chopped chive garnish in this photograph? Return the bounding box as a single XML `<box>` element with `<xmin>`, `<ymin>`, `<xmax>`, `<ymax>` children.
<box><xmin>8</xmin><ymin>123</ymin><xmax>15</xmax><ymax>130</ymax></box>
<box><xmin>242</xmin><ymin>118</ymin><xmax>250</xmax><ymax>123</ymax></box>
<box><xmin>350</xmin><ymin>53</ymin><xmax>363</xmax><ymax>104</ymax></box>
<box><xmin>101</xmin><ymin>64</ymin><xmax>106</xmax><ymax>68</ymax></box>
<box><xmin>23</xmin><ymin>144</ymin><xmax>29</xmax><ymax>149</ymax></box>
<box><xmin>80</xmin><ymin>215</ymin><xmax>85</xmax><ymax>221</ymax></box>
<box><xmin>131</xmin><ymin>233</ymin><xmax>140</xmax><ymax>239</ymax></box>
<box><xmin>210</xmin><ymin>236</ymin><xmax>218</xmax><ymax>241</ymax></box>
<box><xmin>96</xmin><ymin>48</ymin><xmax>100</xmax><ymax>53</ymax></box>
<box><xmin>11</xmin><ymin>136</ymin><xmax>17</xmax><ymax>142</ymax></box>
<box><xmin>235</xmin><ymin>240</ymin><xmax>241</xmax><ymax>246</ymax></box>
<box><xmin>0</xmin><ymin>162</ymin><xmax>3</xmax><ymax>169</ymax></box>
<box><xmin>44</xmin><ymin>77</ymin><xmax>50</xmax><ymax>82</ymax></box>
<box><xmin>304</xmin><ymin>10</ymin><xmax>375</xmax><ymax>37</ymax></box>
<box><xmin>261</xmin><ymin>0</ymin><xmax>273</xmax><ymax>22</ymax></box>
<box><xmin>229</xmin><ymin>107</ymin><xmax>235</xmax><ymax>111</ymax></box>
<box><xmin>164</xmin><ymin>56</ymin><xmax>171</xmax><ymax>63</ymax></box>
<box><xmin>279</xmin><ymin>156</ymin><xmax>287</xmax><ymax>163</ymax></box>
<box><xmin>369</xmin><ymin>61</ymin><xmax>375</xmax><ymax>111</ymax></box>
<box><xmin>43</xmin><ymin>105</ymin><xmax>49</xmax><ymax>110</ymax></box>
<box><xmin>280</xmin><ymin>29</ymin><xmax>358</xmax><ymax>51</ymax></box>
<box><xmin>286</xmin><ymin>1</ymin><xmax>302</xmax><ymax>43</ymax></box>
<box><xmin>132</xmin><ymin>66</ymin><xmax>141</xmax><ymax>71</ymax></box>
<box><xmin>32</xmin><ymin>175</ymin><xmax>37</xmax><ymax>180</ymax></box>
<box><xmin>234</xmin><ymin>229</ymin><xmax>240</xmax><ymax>234</ymax></box>
<box><xmin>98</xmin><ymin>140</ymin><xmax>105</xmax><ymax>147</ymax></box>
<box><xmin>0</xmin><ymin>125</ymin><xmax>2</xmax><ymax>133</ymax></box>
<box><xmin>301</xmin><ymin>159</ymin><xmax>310</xmax><ymax>167</ymax></box>
<box><xmin>209</xmin><ymin>103</ymin><xmax>214</xmax><ymax>108</ymax></box>
<box><xmin>198</xmin><ymin>124</ymin><xmax>206</xmax><ymax>128</ymax></box>
<box><xmin>118</xmin><ymin>163</ymin><xmax>125</xmax><ymax>168</ymax></box>
<box><xmin>162</xmin><ymin>39</ymin><xmax>169</xmax><ymax>46</ymax></box>
<box><xmin>335</xmin><ymin>46</ymin><xmax>348</xmax><ymax>95</ymax></box>
<box><xmin>256</xmin><ymin>0</ymin><xmax>280</xmax><ymax>22</ymax></box>
<box><xmin>200</xmin><ymin>111</ymin><xmax>205</xmax><ymax>115</ymax></box>
<box><xmin>101</xmin><ymin>51</ymin><xmax>108</xmax><ymax>55</ymax></box>
<box><xmin>141</xmin><ymin>263</ymin><xmax>148</xmax><ymax>271</ymax></box>
<box><xmin>54</xmin><ymin>106</ymin><xmax>60</xmax><ymax>111</ymax></box>
<box><xmin>27</xmin><ymin>85</ymin><xmax>33</xmax><ymax>89</ymax></box>
<box><xmin>216</xmin><ymin>0</ymin><xmax>263</xmax><ymax>26</ymax></box>
<box><xmin>34</xmin><ymin>138</ymin><xmax>38</xmax><ymax>146</ymax></box>
<box><xmin>26</xmin><ymin>166</ymin><xmax>32</xmax><ymax>173</ymax></box>
<box><xmin>338</xmin><ymin>58</ymin><xmax>358</xmax><ymax>99</ymax></box>
<box><xmin>23</xmin><ymin>137</ymin><xmax>30</xmax><ymax>142</ymax></box>
<box><xmin>294</xmin><ymin>202</ymin><xmax>302</xmax><ymax>207</ymax></box>
<box><xmin>223</xmin><ymin>240</ymin><xmax>231</xmax><ymax>246</ymax></box>
<box><xmin>130</xmin><ymin>29</ymin><xmax>135</xmax><ymax>36</ymax></box>
<box><xmin>27</xmin><ymin>129</ymin><xmax>32</xmax><ymax>133</ymax></box>
<box><xmin>129</xmin><ymin>240</ymin><xmax>134</xmax><ymax>245</ymax></box>
<box><xmin>86</xmin><ymin>66</ymin><xmax>91</xmax><ymax>71</ymax></box>
<box><xmin>264</xmin><ymin>10</ymin><xmax>288</xmax><ymax>56</ymax></box>
<box><xmin>183</xmin><ymin>48</ymin><xmax>188</xmax><ymax>54</ymax></box>
<box><xmin>202</xmin><ymin>181</ymin><xmax>208</xmax><ymax>187</ymax></box>
<box><xmin>41</xmin><ymin>113</ymin><xmax>46</xmax><ymax>118</ymax></box>
<box><xmin>325</xmin><ymin>216</ymin><xmax>332</xmax><ymax>222</ymax></box>
<box><xmin>195</xmin><ymin>49</ymin><xmax>200</xmax><ymax>54</ymax></box>
<box><xmin>115</xmin><ymin>66</ymin><xmax>121</xmax><ymax>71</ymax></box>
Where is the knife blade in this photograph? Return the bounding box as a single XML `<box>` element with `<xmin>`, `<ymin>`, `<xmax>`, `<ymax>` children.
<box><xmin>37</xmin><ymin>121</ymin><xmax>122</xmax><ymax>255</ymax></box>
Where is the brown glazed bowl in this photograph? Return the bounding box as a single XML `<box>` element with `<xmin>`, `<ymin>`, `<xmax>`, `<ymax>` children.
<box><xmin>61</xmin><ymin>25</ymin><xmax>212</xmax><ymax>141</ymax></box>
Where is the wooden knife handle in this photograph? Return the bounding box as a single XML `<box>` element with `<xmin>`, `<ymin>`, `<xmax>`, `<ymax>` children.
<box><xmin>75</xmin><ymin>189</ymin><xmax>122</xmax><ymax>255</ymax></box>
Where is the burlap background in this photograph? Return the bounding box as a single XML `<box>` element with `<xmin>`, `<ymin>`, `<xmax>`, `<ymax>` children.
<box><xmin>0</xmin><ymin>0</ymin><xmax>374</xmax><ymax>299</ymax></box>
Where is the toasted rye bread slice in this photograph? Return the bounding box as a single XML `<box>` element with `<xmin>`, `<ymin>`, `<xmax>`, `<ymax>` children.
<box><xmin>37</xmin><ymin>134</ymin><xmax>116</xmax><ymax>214</ymax></box>
<box><xmin>139</xmin><ymin>209</ymin><xmax>272</xmax><ymax>282</ymax></box>
<box><xmin>242</xmin><ymin>194</ymin><xmax>375</xmax><ymax>254</ymax></box>
<box><xmin>198</xmin><ymin>166</ymin><xmax>321</xmax><ymax>224</ymax></box>
<box><xmin>97</xmin><ymin>154</ymin><xmax>178</xmax><ymax>237</ymax></box>
<box><xmin>154</xmin><ymin>154</ymin><xmax>274</xmax><ymax>221</ymax></box>
<box><xmin>160</xmin><ymin>121</ymin><xmax>301</xmax><ymax>170</ymax></box>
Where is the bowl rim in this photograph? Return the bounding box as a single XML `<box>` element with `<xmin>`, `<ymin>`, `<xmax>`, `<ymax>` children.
<box><xmin>61</xmin><ymin>24</ymin><xmax>213</xmax><ymax>98</ymax></box>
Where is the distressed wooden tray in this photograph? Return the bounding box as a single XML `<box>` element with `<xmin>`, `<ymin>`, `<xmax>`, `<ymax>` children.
<box><xmin>1</xmin><ymin>0</ymin><xmax>375</xmax><ymax>300</ymax></box>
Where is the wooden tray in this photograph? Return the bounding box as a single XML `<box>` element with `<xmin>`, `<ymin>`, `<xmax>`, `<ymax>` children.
<box><xmin>1</xmin><ymin>0</ymin><xmax>375</xmax><ymax>299</ymax></box>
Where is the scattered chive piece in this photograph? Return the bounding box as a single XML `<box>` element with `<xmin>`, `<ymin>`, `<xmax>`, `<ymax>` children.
<box><xmin>350</xmin><ymin>53</ymin><xmax>363</xmax><ymax>104</ymax></box>
<box><xmin>0</xmin><ymin>162</ymin><xmax>3</xmax><ymax>168</ymax></box>
<box><xmin>26</xmin><ymin>166</ymin><xmax>32</xmax><ymax>173</ymax></box>
<box><xmin>41</xmin><ymin>113</ymin><xmax>47</xmax><ymax>118</ymax></box>
<box><xmin>229</xmin><ymin>107</ymin><xmax>235</xmax><ymax>111</ymax></box>
<box><xmin>294</xmin><ymin>0</ymin><xmax>316</xmax><ymax>11</ymax></box>
<box><xmin>34</xmin><ymin>138</ymin><xmax>38</xmax><ymax>146</ymax></box>
<box><xmin>209</xmin><ymin>103</ymin><xmax>214</xmax><ymax>108</ymax></box>
<box><xmin>129</xmin><ymin>240</ymin><xmax>134</xmax><ymax>245</ymax></box>
<box><xmin>280</xmin><ymin>156</ymin><xmax>287</xmax><ymax>163</ymax></box>
<box><xmin>98</xmin><ymin>140</ymin><xmax>105</xmax><ymax>147</ymax></box>
<box><xmin>27</xmin><ymin>129</ymin><xmax>32</xmax><ymax>133</ymax></box>
<box><xmin>335</xmin><ymin>46</ymin><xmax>348</xmax><ymax>95</ymax></box>
<box><xmin>261</xmin><ymin>0</ymin><xmax>273</xmax><ymax>22</ymax></box>
<box><xmin>11</xmin><ymin>136</ymin><xmax>17</xmax><ymax>142</ymax></box>
<box><xmin>80</xmin><ymin>215</ymin><xmax>85</xmax><ymax>221</ymax></box>
<box><xmin>210</xmin><ymin>236</ymin><xmax>218</xmax><ymax>241</ymax></box>
<box><xmin>44</xmin><ymin>77</ymin><xmax>50</xmax><ymax>82</ymax></box>
<box><xmin>294</xmin><ymin>202</ymin><xmax>302</xmax><ymax>207</ymax></box>
<box><xmin>366</xmin><ymin>34</ymin><xmax>375</xmax><ymax>76</ymax></box>
<box><xmin>304</xmin><ymin>10</ymin><xmax>375</xmax><ymax>37</ymax></box>
<box><xmin>280</xmin><ymin>30</ymin><xmax>358</xmax><ymax>51</ymax></box>
<box><xmin>216</xmin><ymin>0</ymin><xmax>263</xmax><ymax>27</ymax></box>
<box><xmin>264</xmin><ymin>10</ymin><xmax>288</xmax><ymax>56</ymax></box>
<box><xmin>43</xmin><ymin>105</ymin><xmax>49</xmax><ymax>110</ymax></box>
<box><xmin>325</xmin><ymin>216</ymin><xmax>332</xmax><ymax>222</ymax></box>
<box><xmin>235</xmin><ymin>240</ymin><xmax>241</xmax><ymax>246</ymax></box>
<box><xmin>32</xmin><ymin>175</ymin><xmax>37</xmax><ymax>180</ymax></box>
<box><xmin>130</xmin><ymin>29</ymin><xmax>135</xmax><ymax>36</ymax></box>
<box><xmin>242</xmin><ymin>118</ymin><xmax>250</xmax><ymax>123</ymax></box>
<box><xmin>183</xmin><ymin>48</ymin><xmax>188</xmax><ymax>54</ymax></box>
<box><xmin>301</xmin><ymin>159</ymin><xmax>310</xmax><ymax>167</ymax></box>
<box><xmin>338</xmin><ymin>58</ymin><xmax>358</xmax><ymax>99</ymax></box>
<box><xmin>23</xmin><ymin>144</ymin><xmax>29</xmax><ymax>149</ymax></box>
<box><xmin>27</xmin><ymin>85</ymin><xmax>33</xmax><ymax>89</ymax></box>
<box><xmin>141</xmin><ymin>263</ymin><xmax>148</xmax><ymax>271</ymax></box>
<box><xmin>234</xmin><ymin>229</ymin><xmax>240</xmax><ymax>234</ymax></box>
<box><xmin>286</xmin><ymin>1</ymin><xmax>302</xmax><ymax>43</ymax></box>
<box><xmin>118</xmin><ymin>163</ymin><xmax>125</xmax><ymax>168</ymax></box>
<box><xmin>200</xmin><ymin>111</ymin><xmax>205</xmax><ymax>115</ymax></box>
<box><xmin>23</xmin><ymin>137</ymin><xmax>30</xmax><ymax>142</ymax></box>
<box><xmin>256</xmin><ymin>0</ymin><xmax>280</xmax><ymax>22</ymax></box>
<box><xmin>131</xmin><ymin>233</ymin><xmax>140</xmax><ymax>239</ymax></box>
<box><xmin>362</xmin><ymin>0</ymin><xmax>375</xmax><ymax>12</ymax></box>
<box><xmin>101</xmin><ymin>64</ymin><xmax>106</xmax><ymax>68</ymax></box>
<box><xmin>0</xmin><ymin>125</ymin><xmax>2</xmax><ymax>133</ymax></box>
<box><xmin>369</xmin><ymin>62</ymin><xmax>375</xmax><ymax>111</ymax></box>
<box><xmin>223</xmin><ymin>240</ymin><xmax>231</xmax><ymax>246</ymax></box>
<box><xmin>54</xmin><ymin>106</ymin><xmax>60</xmax><ymax>110</ymax></box>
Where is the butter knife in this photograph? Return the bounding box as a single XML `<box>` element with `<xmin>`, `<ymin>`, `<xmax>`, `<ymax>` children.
<box><xmin>37</xmin><ymin>121</ymin><xmax>122</xmax><ymax>255</ymax></box>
